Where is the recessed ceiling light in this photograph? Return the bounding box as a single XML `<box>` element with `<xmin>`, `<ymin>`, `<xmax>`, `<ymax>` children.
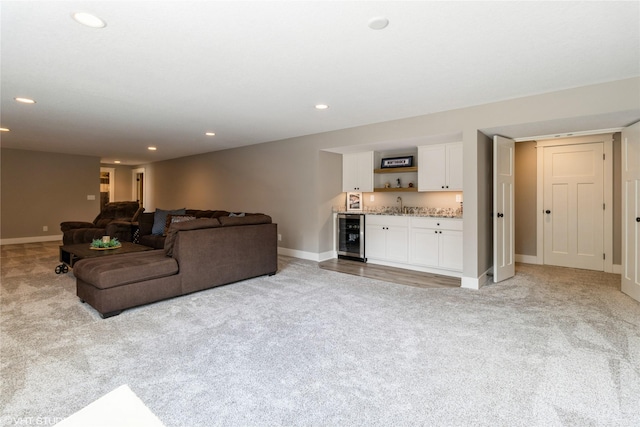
<box><xmin>205</xmin><ymin>132</ymin><xmax>216</xmax><ymax>136</ymax></box>
<box><xmin>0</xmin><ymin>127</ymin><xmax>10</xmax><ymax>132</ymax></box>
<box><xmin>15</xmin><ymin>97</ymin><xmax>36</xmax><ymax>104</ymax></box>
<box><xmin>72</xmin><ymin>12</ymin><xmax>106</xmax><ymax>28</ymax></box>
<box><xmin>315</xmin><ymin>104</ymin><xmax>329</xmax><ymax>110</ymax></box>
<box><xmin>148</xmin><ymin>146</ymin><xmax>157</xmax><ymax>151</ymax></box>
<box><xmin>368</xmin><ymin>17</ymin><xmax>389</xmax><ymax>30</ymax></box>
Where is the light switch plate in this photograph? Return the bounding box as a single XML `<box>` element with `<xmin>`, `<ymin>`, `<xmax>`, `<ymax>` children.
<box><xmin>87</xmin><ymin>195</ymin><xmax>96</xmax><ymax>200</ymax></box>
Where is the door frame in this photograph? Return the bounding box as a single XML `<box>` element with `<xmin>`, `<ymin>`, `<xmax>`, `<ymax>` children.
<box><xmin>535</xmin><ymin>134</ymin><xmax>613</xmax><ymax>273</ymax></box>
<box><xmin>131</xmin><ymin>167</ymin><xmax>147</xmax><ymax>209</ymax></box>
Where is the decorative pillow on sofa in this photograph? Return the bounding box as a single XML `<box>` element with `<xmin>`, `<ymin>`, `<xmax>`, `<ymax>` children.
<box><xmin>164</xmin><ymin>214</ymin><xmax>196</xmax><ymax>235</ymax></box>
<box><xmin>229</xmin><ymin>212</ymin><xmax>246</xmax><ymax>217</ymax></box>
<box><xmin>152</xmin><ymin>208</ymin><xmax>185</xmax><ymax>235</ymax></box>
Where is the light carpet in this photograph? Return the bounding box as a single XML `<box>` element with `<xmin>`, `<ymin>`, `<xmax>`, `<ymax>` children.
<box><xmin>1</xmin><ymin>242</ymin><xmax>639</xmax><ymax>426</ymax></box>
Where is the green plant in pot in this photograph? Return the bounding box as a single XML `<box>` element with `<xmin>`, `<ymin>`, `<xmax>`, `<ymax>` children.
<box><xmin>91</xmin><ymin>237</ymin><xmax>121</xmax><ymax>248</ymax></box>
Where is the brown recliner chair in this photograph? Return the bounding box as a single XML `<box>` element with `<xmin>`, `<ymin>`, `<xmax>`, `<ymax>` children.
<box><xmin>61</xmin><ymin>201</ymin><xmax>144</xmax><ymax>245</ymax></box>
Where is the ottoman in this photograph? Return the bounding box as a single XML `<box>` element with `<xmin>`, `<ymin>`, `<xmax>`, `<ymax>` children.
<box><xmin>74</xmin><ymin>250</ymin><xmax>181</xmax><ymax>318</ymax></box>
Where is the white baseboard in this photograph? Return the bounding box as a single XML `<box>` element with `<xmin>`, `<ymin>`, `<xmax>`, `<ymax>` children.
<box><xmin>461</xmin><ymin>267</ymin><xmax>492</xmax><ymax>290</ymax></box>
<box><xmin>318</xmin><ymin>251</ymin><xmax>336</xmax><ymax>262</ymax></box>
<box><xmin>277</xmin><ymin>247</ymin><xmax>327</xmax><ymax>262</ymax></box>
<box><xmin>515</xmin><ymin>254</ymin><xmax>621</xmax><ymax>274</ymax></box>
<box><xmin>461</xmin><ymin>276</ymin><xmax>480</xmax><ymax>290</ymax></box>
<box><xmin>515</xmin><ymin>254</ymin><xmax>539</xmax><ymax>264</ymax></box>
<box><xmin>280</xmin><ymin>247</ymin><xmax>465</xmax><ymax>280</ymax></box>
<box><xmin>277</xmin><ymin>248</ymin><xmax>336</xmax><ymax>262</ymax></box>
<box><xmin>0</xmin><ymin>235</ymin><xmax>62</xmax><ymax>245</ymax></box>
<box><xmin>366</xmin><ymin>258</ymin><xmax>462</xmax><ymax>278</ymax></box>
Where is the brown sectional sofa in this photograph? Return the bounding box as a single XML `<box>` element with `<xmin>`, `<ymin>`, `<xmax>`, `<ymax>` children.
<box><xmin>73</xmin><ymin>211</ymin><xmax>277</xmax><ymax>318</ymax></box>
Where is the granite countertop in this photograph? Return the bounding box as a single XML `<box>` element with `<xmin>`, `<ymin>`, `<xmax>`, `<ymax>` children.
<box><xmin>364</xmin><ymin>212</ymin><xmax>462</xmax><ymax>219</ymax></box>
<box><xmin>334</xmin><ymin>207</ymin><xmax>462</xmax><ymax>219</ymax></box>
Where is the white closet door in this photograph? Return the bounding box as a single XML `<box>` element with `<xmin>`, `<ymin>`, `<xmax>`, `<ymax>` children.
<box><xmin>493</xmin><ymin>135</ymin><xmax>515</xmax><ymax>283</ymax></box>
<box><xmin>543</xmin><ymin>143</ymin><xmax>604</xmax><ymax>271</ymax></box>
<box><xmin>622</xmin><ymin>121</ymin><xmax>640</xmax><ymax>302</ymax></box>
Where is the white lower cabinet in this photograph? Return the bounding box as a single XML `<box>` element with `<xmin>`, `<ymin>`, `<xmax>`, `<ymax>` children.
<box><xmin>410</xmin><ymin>229</ymin><xmax>440</xmax><ymax>267</ymax></box>
<box><xmin>409</xmin><ymin>217</ymin><xmax>463</xmax><ymax>271</ymax></box>
<box><xmin>364</xmin><ymin>215</ymin><xmax>463</xmax><ymax>276</ymax></box>
<box><xmin>365</xmin><ymin>215</ymin><xmax>408</xmax><ymax>263</ymax></box>
<box><xmin>439</xmin><ymin>231</ymin><xmax>463</xmax><ymax>271</ymax></box>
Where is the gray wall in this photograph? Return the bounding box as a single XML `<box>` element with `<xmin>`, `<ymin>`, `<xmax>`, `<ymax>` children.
<box><xmin>141</xmin><ymin>132</ymin><xmax>339</xmax><ymax>254</ymax></box>
<box><xmin>110</xmin><ymin>164</ymin><xmax>135</xmax><ymax>202</ymax></box>
<box><xmin>476</xmin><ymin>131</ymin><xmax>494</xmax><ymax>276</ymax></box>
<box><xmin>1</xmin><ymin>149</ymin><xmax>100</xmax><ymax>240</ymax></box>
<box><xmin>613</xmin><ymin>132</ymin><xmax>622</xmax><ymax>265</ymax></box>
<box><xmin>514</xmin><ymin>141</ymin><xmax>538</xmax><ymax>256</ymax></box>
<box><xmin>317</xmin><ymin>150</ymin><xmax>343</xmax><ymax>256</ymax></box>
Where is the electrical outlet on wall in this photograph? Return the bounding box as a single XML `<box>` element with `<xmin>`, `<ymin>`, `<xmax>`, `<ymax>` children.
<box><xmin>87</xmin><ymin>195</ymin><xmax>96</xmax><ymax>200</ymax></box>
<box><xmin>42</xmin><ymin>226</ymin><xmax>48</xmax><ymax>232</ymax></box>
<box><xmin>370</xmin><ymin>194</ymin><xmax>375</xmax><ymax>202</ymax></box>
<box><xmin>278</xmin><ymin>234</ymin><xmax>282</xmax><ymax>241</ymax></box>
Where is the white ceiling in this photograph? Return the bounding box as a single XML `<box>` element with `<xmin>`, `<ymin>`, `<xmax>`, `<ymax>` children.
<box><xmin>1</xmin><ymin>1</ymin><xmax>639</xmax><ymax>165</ymax></box>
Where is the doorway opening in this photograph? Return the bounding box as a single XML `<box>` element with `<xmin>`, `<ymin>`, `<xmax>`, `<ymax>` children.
<box><xmin>534</xmin><ymin>133</ymin><xmax>613</xmax><ymax>272</ymax></box>
<box><xmin>99</xmin><ymin>167</ymin><xmax>115</xmax><ymax>211</ymax></box>
<box><xmin>132</xmin><ymin>167</ymin><xmax>146</xmax><ymax>209</ymax></box>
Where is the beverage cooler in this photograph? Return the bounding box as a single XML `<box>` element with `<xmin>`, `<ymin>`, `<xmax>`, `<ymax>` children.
<box><xmin>337</xmin><ymin>213</ymin><xmax>366</xmax><ymax>262</ymax></box>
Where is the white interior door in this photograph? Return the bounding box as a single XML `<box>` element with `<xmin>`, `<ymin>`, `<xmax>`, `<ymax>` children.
<box><xmin>493</xmin><ymin>135</ymin><xmax>515</xmax><ymax>282</ymax></box>
<box><xmin>622</xmin><ymin>121</ymin><xmax>640</xmax><ymax>302</ymax></box>
<box><xmin>543</xmin><ymin>143</ymin><xmax>604</xmax><ymax>271</ymax></box>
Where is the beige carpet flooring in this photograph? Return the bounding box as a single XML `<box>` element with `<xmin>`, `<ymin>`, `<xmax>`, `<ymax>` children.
<box><xmin>1</xmin><ymin>241</ymin><xmax>640</xmax><ymax>426</ymax></box>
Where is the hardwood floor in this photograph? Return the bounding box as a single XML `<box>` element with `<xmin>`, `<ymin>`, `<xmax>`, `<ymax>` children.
<box><xmin>318</xmin><ymin>258</ymin><xmax>461</xmax><ymax>289</ymax></box>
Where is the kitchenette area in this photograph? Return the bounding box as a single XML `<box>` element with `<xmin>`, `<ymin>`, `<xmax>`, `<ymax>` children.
<box><xmin>333</xmin><ymin>143</ymin><xmax>464</xmax><ymax>279</ymax></box>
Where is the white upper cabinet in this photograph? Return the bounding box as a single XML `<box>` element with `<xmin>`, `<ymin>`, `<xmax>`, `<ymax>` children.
<box><xmin>418</xmin><ymin>142</ymin><xmax>463</xmax><ymax>191</ymax></box>
<box><xmin>446</xmin><ymin>143</ymin><xmax>463</xmax><ymax>190</ymax></box>
<box><xmin>342</xmin><ymin>152</ymin><xmax>374</xmax><ymax>192</ymax></box>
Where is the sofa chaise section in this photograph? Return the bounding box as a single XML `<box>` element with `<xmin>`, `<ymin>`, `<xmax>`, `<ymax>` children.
<box><xmin>76</xmin><ymin>251</ymin><xmax>181</xmax><ymax>318</ymax></box>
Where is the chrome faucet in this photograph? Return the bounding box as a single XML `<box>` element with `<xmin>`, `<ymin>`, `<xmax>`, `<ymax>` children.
<box><xmin>397</xmin><ymin>196</ymin><xmax>403</xmax><ymax>214</ymax></box>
